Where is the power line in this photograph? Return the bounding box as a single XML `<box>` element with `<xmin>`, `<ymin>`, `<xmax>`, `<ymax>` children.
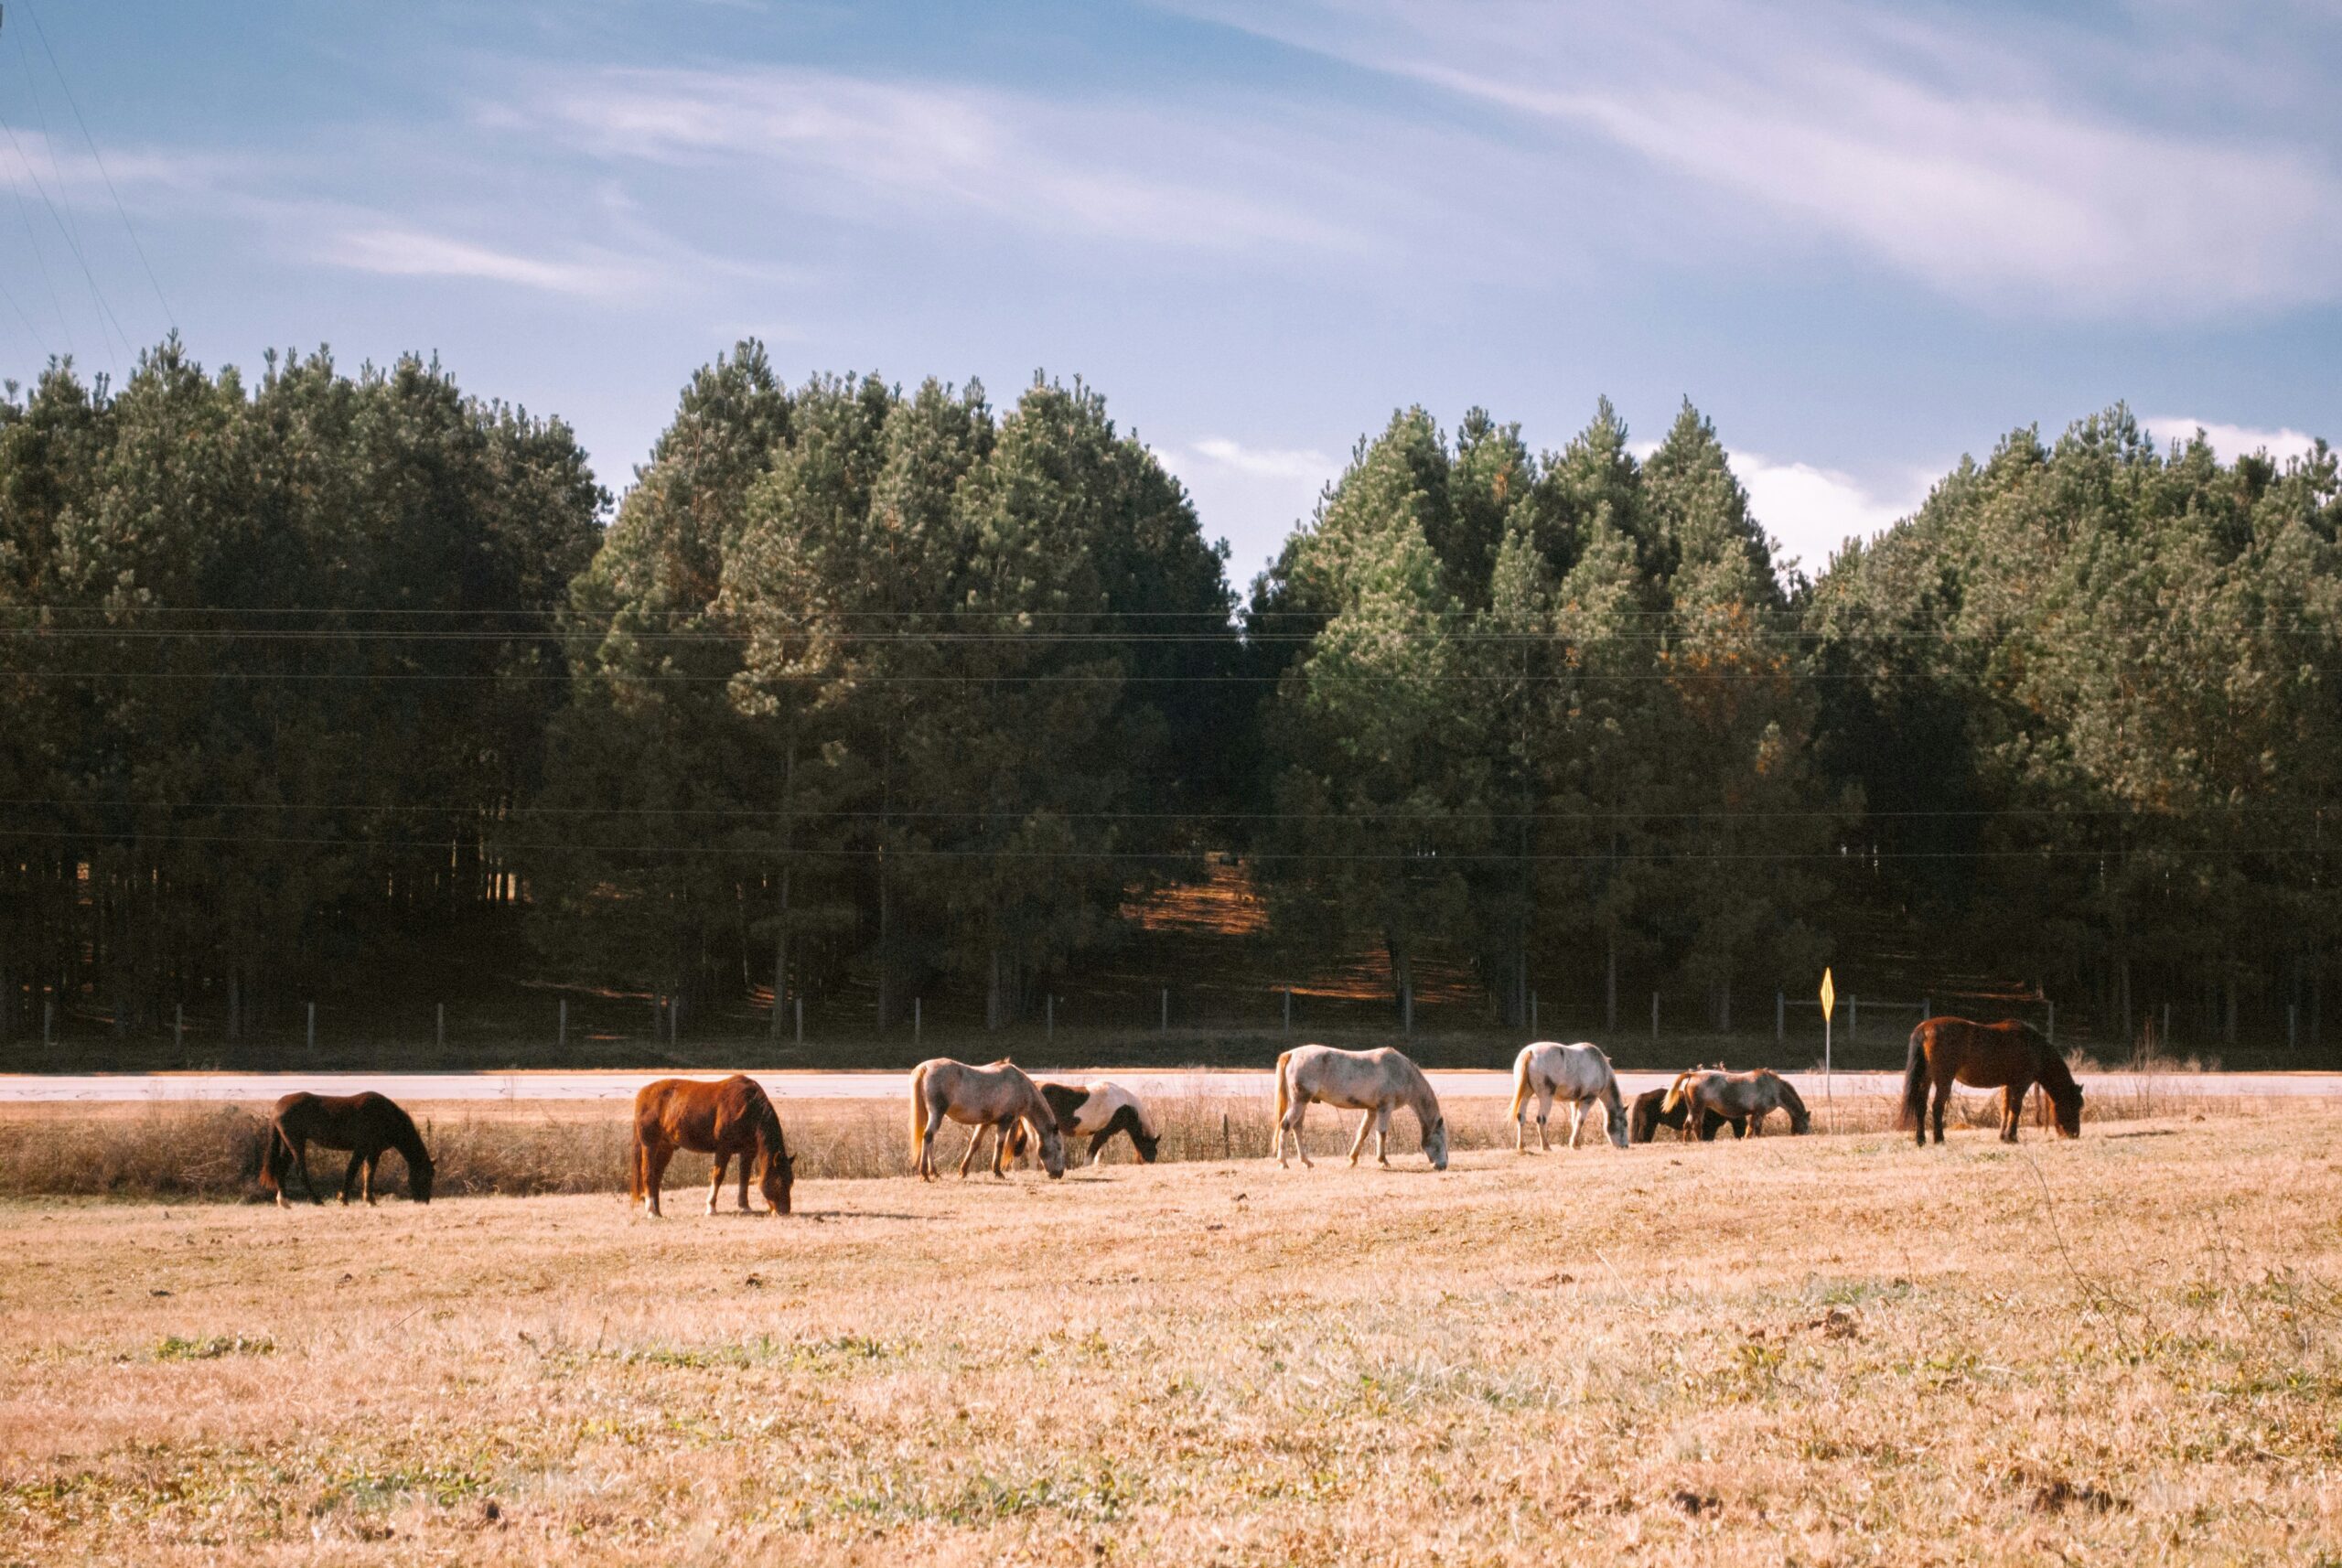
<box><xmin>16</xmin><ymin>0</ymin><xmax>173</xmax><ymax>333</ymax></box>
<box><xmin>2</xmin><ymin>26</ymin><xmax>127</xmax><ymax>369</ymax></box>
<box><xmin>0</xmin><ymin>824</ymin><xmax>2333</xmax><ymax>864</ymax></box>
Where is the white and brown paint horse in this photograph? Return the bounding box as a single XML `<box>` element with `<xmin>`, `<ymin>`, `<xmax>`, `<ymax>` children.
<box><xmin>1005</xmin><ymin>1080</ymin><xmax>1160</xmax><ymax>1165</ymax></box>
<box><xmin>908</xmin><ymin>1058</ymin><xmax>1067</xmax><ymax>1180</ymax></box>
<box><xmin>1660</xmin><ymin>1068</ymin><xmax>1811</xmax><ymax>1139</ymax></box>
<box><xmin>1273</xmin><ymin>1045</ymin><xmax>1448</xmax><ymax>1171</ymax></box>
<box><xmin>1509</xmin><ymin>1041</ymin><xmax>1630</xmax><ymax>1152</ymax></box>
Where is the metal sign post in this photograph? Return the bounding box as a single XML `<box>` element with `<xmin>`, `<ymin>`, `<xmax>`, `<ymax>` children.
<box><xmin>1819</xmin><ymin>968</ymin><xmax>1836</xmax><ymax>1130</ymax></box>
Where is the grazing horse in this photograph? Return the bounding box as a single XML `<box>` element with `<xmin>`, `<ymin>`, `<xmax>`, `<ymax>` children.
<box><xmin>1509</xmin><ymin>1041</ymin><xmax>1629</xmax><ymax>1152</ymax></box>
<box><xmin>630</xmin><ymin>1075</ymin><xmax>795</xmax><ymax>1218</ymax></box>
<box><xmin>261</xmin><ymin>1091</ymin><xmax>435</xmax><ymax>1208</ymax></box>
<box><xmin>1005</xmin><ymin>1080</ymin><xmax>1161</xmax><ymax>1166</ymax></box>
<box><xmin>1628</xmin><ymin>1087</ymin><xmax>1745</xmax><ymax>1144</ymax></box>
<box><xmin>1273</xmin><ymin>1045</ymin><xmax>1448</xmax><ymax>1171</ymax></box>
<box><xmin>909</xmin><ymin>1058</ymin><xmax>1066</xmax><ymax>1181</ymax></box>
<box><xmin>1661</xmin><ymin>1069</ymin><xmax>1810</xmax><ymax>1139</ymax></box>
<box><xmin>1900</xmin><ymin>1016</ymin><xmax>2082</xmax><ymax>1145</ymax></box>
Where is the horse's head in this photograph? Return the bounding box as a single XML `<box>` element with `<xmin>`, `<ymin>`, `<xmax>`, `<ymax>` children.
<box><xmin>1605</xmin><ymin>1103</ymin><xmax>1631</xmax><ymax>1149</ymax></box>
<box><xmin>1771</xmin><ymin>1076</ymin><xmax>1812</xmax><ymax>1134</ymax></box>
<box><xmin>2047</xmin><ymin>1078</ymin><xmax>2083</xmax><ymax>1138</ymax></box>
<box><xmin>1029</xmin><ymin>1113</ymin><xmax>1067</xmax><ymax>1178</ymax></box>
<box><xmin>1423</xmin><ymin>1117</ymin><xmax>1449</xmax><ymax>1171</ymax></box>
<box><xmin>757</xmin><ymin>1113</ymin><xmax>797</xmax><ymax>1214</ymax></box>
<box><xmin>1129</xmin><ymin>1124</ymin><xmax>1162</xmax><ymax>1164</ymax></box>
<box><xmin>408</xmin><ymin>1151</ymin><xmax>435</xmax><ymax>1205</ymax></box>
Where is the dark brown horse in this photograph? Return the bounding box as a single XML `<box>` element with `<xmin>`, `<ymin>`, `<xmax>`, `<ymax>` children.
<box><xmin>261</xmin><ymin>1091</ymin><xmax>435</xmax><ymax>1207</ymax></box>
<box><xmin>1900</xmin><ymin>1017</ymin><xmax>2082</xmax><ymax>1145</ymax></box>
<box><xmin>1628</xmin><ymin>1087</ymin><xmax>1745</xmax><ymax>1144</ymax></box>
<box><xmin>631</xmin><ymin>1075</ymin><xmax>795</xmax><ymax>1217</ymax></box>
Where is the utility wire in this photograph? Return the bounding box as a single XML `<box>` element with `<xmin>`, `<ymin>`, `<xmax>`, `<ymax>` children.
<box><xmin>0</xmin><ymin>825</ymin><xmax>2334</xmax><ymax>863</ymax></box>
<box><xmin>17</xmin><ymin>0</ymin><xmax>172</xmax><ymax>332</ymax></box>
<box><xmin>3</xmin><ymin>26</ymin><xmax>126</xmax><ymax>369</ymax></box>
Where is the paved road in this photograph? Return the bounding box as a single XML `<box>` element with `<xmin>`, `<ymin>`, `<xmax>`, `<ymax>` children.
<box><xmin>2</xmin><ymin>1068</ymin><xmax>2336</xmax><ymax>1104</ymax></box>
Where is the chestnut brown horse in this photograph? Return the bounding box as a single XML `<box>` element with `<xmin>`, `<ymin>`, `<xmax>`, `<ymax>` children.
<box><xmin>1900</xmin><ymin>1017</ymin><xmax>2082</xmax><ymax>1145</ymax></box>
<box><xmin>631</xmin><ymin>1075</ymin><xmax>795</xmax><ymax>1217</ymax></box>
<box><xmin>261</xmin><ymin>1091</ymin><xmax>435</xmax><ymax>1207</ymax></box>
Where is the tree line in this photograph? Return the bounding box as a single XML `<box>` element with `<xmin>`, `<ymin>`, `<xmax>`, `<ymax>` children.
<box><xmin>2</xmin><ymin>339</ymin><xmax>2336</xmax><ymax>1051</ymax></box>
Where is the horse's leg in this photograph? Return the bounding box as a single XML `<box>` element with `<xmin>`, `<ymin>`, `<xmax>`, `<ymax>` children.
<box><xmin>339</xmin><ymin>1150</ymin><xmax>362</xmax><ymax>1205</ymax></box>
<box><xmin>957</xmin><ymin>1122</ymin><xmax>983</xmax><ymax>1179</ymax></box>
<box><xmin>361</xmin><ymin>1151</ymin><xmax>379</xmax><ymax>1207</ymax></box>
<box><xmin>295</xmin><ymin>1140</ymin><xmax>323</xmax><ymax>1206</ymax></box>
<box><xmin>1541</xmin><ymin>1088</ymin><xmax>1558</xmax><ymax>1152</ymax></box>
<box><xmin>1568</xmin><ymin>1099</ymin><xmax>1588</xmax><ymax>1149</ymax></box>
<box><xmin>646</xmin><ymin>1142</ymin><xmax>675</xmax><ymax>1217</ymax></box>
<box><xmin>1089</xmin><ymin>1132</ymin><xmax>1110</xmax><ymax>1165</ymax></box>
<box><xmin>1929</xmin><ymin>1079</ymin><xmax>1950</xmax><ymax>1145</ymax></box>
<box><xmin>2002</xmin><ymin>1082</ymin><xmax>2026</xmax><ymax>1144</ymax></box>
<box><xmin>991</xmin><ymin>1121</ymin><xmax>1014</xmax><ymax>1180</ymax></box>
<box><xmin>1374</xmin><ymin>1106</ymin><xmax>1393</xmax><ymax>1167</ymax></box>
<box><xmin>1346</xmin><ymin>1110</ymin><xmax>1374</xmax><ymax>1166</ymax></box>
<box><xmin>918</xmin><ymin>1105</ymin><xmax>942</xmax><ymax>1181</ymax></box>
<box><xmin>706</xmin><ymin>1152</ymin><xmax>728</xmax><ymax>1215</ymax></box>
<box><xmin>738</xmin><ymin>1146</ymin><xmax>754</xmax><ymax>1211</ymax></box>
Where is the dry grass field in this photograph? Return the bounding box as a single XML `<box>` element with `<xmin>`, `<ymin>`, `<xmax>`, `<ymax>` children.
<box><xmin>3</xmin><ymin>1101</ymin><xmax>2339</xmax><ymax>1565</ymax></box>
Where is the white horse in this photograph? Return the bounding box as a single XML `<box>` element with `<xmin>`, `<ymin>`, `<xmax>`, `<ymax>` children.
<box><xmin>908</xmin><ymin>1058</ymin><xmax>1066</xmax><ymax>1180</ymax></box>
<box><xmin>1272</xmin><ymin>1045</ymin><xmax>1448</xmax><ymax>1171</ymax></box>
<box><xmin>1509</xmin><ymin>1041</ymin><xmax>1630</xmax><ymax>1152</ymax></box>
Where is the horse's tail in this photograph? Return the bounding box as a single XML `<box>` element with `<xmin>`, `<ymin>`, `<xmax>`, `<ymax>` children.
<box><xmin>1896</xmin><ymin>1021</ymin><xmax>1931</xmax><ymax>1132</ymax></box>
<box><xmin>908</xmin><ymin>1063</ymin><xmax>930</xmax><ymax>1171</ymax></box>
<box><xmin>1273</xmin><ymin>1050</ymin><xmax>1294</xmax><ymax>1130</ymax></box>
<box><xmin>1660</xmin><ymin>1069</ymin><xmax>1696</xmax><ymax>1114</ymax></box>
<box><xmin>257</xmin><ymin>1120</ymin><xmax>287</xmax><ymax>1195</ymax></box>
<box><xmin>1508</xmin><ymin>1047</ymin><xmax>1534</xmax><ymax>1122</ymax></box>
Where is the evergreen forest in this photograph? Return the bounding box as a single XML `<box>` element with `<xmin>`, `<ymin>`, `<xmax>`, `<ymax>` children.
<box><xmin>5</xmin><ymin>340</ymin><xmax>2337</xmax><ymax>1059</ymax></box>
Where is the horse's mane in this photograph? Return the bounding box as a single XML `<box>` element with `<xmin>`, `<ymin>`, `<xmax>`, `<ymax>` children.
<box><xmin>2032</xmin><ymin>1032</ymin><xmax>2081</xmax><ymax>1096</ymax></box>
<box><xmin>378</xmin><ymin>1097</ymin><xmax>433</xmax><ymax>1168</ymax></box>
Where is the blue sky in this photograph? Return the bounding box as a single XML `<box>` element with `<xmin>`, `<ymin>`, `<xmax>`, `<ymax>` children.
<box><xmin>2</xmin><ymin>0</ymin><xmax>2337</xmax><ymax>585</ymax></box>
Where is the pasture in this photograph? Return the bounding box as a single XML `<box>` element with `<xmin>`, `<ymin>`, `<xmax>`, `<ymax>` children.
<box><xmin>2</xmin><ymin>1100</ymin><xmax>2338</xmax><ymax>1565</ymax></box>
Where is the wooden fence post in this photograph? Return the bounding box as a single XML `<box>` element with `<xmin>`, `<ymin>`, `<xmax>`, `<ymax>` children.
<box><xmin>1221</xmin><ymin>1112</ymin><xmax>1231</xmax><ymax>1162</ymax></box>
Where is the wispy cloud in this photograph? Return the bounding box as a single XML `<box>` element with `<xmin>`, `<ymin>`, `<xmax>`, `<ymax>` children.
<box><xmin>502</xmin><ymin>65</ymin><xmax>1359</xmax><ymax>253</ymax></box>
<box><xmin>2142</xmin><ymin>416</ymin><xmax>2324</xmax><ymax>467</ymax></box>
<box><xmin>1190</xmin><ymin>436</ymin><xmax>1337</xmax><ymax>481</ymax></box>
<box><xmin>312</xmin><ymin>225</ymin><xmax>651</xmax><ymax>298</ymax></box>
<box><xmin>1188</xmin><ymin>1</ymin><xmax>2342</xmax><ymax>316</ymax></box>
